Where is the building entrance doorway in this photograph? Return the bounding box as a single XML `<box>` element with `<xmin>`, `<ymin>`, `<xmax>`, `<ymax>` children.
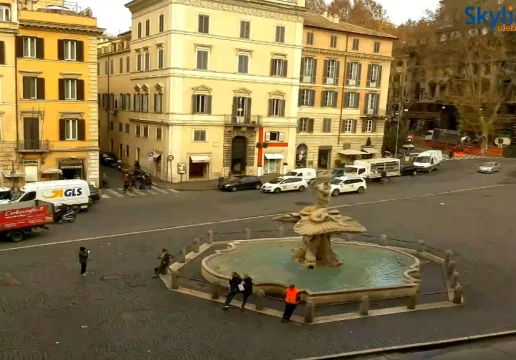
<box><xmin>231</xmin><ymin>136</ymin><xmax>247</xmax><ymax>174</ymax></box>
<box><xmin>317</xmin><ymin>147</ymin><xmax>331</xmax><ymax>169</ymax></box>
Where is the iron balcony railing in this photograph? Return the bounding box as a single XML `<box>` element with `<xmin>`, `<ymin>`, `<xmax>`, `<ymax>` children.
<box><xmin>224</xmin><ymin>115</ymin><xmax>262</xmax><ymax>126</ymax></box>
<box><xmin>17</xmin><ymin>140</ymin><xmax>50</xmax><ymax>152</ymax></box>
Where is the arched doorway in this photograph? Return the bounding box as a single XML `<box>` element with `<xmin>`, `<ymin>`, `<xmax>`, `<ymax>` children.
<box><xmin>296</xmin><ymin>144</ymin><xmax>308</xmax><ymax>168</ymax></box>
<box><xmin>231</xmin><ymin>136</ymin><xmax>247</xmax><ymax>174</ymax></box>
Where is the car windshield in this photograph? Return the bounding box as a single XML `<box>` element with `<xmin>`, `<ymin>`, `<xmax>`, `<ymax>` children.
<box><xmin>10</xmin><ymin>191</ymin><xmax>24</xmax><ymax>201</ymax></box>
<box><xmin>286</xmin><ymin>171</ymin><xmax>299</xmax><ymax>176</ymax></box>
<box><xmin>329</xmin><ymin>179</ymin><xmax>341</xmax><ymax>185</ymax></box>
<box><xmin>268</xmin><ymin>178</ymin><xmax>283</xmax><ymax>184</ymax></box>
<box><xmin>415</xmin><ymin>156</ymin><xmax>431</xmax><ymax>163</ymax></box>
<box><xmin>344</xmin><ymin>167</ymin><xmax>358</xmax><ymax>174</ymax></box>
<box><xmin>481</xmin><ymin>162</ymin><xmax>494</xmax><ymax>167</ymax></box>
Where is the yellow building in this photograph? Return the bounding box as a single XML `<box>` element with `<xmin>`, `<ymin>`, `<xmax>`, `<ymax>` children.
<box><xmin>99</xmin><ymin>0</ymin><xmax>306</xmax><ymax>183</ymax></box>
<box><xmin>296</xmin><ymin>13</ymin><xmax>396</xmax><ymax>169</ymax></box>
<box><xmin>12</xmin><ymin>1</ymin><xmax>102</xmax><ymax>186</ymax></box>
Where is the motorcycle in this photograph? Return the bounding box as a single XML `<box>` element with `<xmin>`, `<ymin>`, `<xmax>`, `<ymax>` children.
<box><xmin>54</xmin><ymin>205</ymin><xmax>77</xmax><ymax>223</ymax></box>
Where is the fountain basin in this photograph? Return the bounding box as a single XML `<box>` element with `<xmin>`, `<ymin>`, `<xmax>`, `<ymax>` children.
<box><xmin>202</xmin><ymin>238</ymin><xmax>420</xmax><ymax>304</ymax></box>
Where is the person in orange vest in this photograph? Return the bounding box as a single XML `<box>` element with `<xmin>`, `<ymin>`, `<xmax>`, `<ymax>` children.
<box><xmin>282</xmin><ymin>284</ymin><xmax>301</xmax><ymax>323</ymax></box>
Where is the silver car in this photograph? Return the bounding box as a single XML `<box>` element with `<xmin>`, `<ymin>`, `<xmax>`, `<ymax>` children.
<box><xmin>478</xmin><ymin>162</ymin><xmax>500</xmax><ymax>174</ymax></box>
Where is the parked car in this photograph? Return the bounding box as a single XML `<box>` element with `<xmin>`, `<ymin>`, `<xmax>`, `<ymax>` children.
<box><xmin>219</xmin><ymin>176</ymin><xmax>262</xmax><ymax>192</ymax></box>
<box><xmin>478</xmin><ymin>162</ymin><xmax>500</xmax><ymax>174</ymax></box>
<box><xmin>400</xmin><ymin>164</ymin><xmax>418</xmax><ymax>176</ymax></box>
<box><xmin>100</xmin><ymin>152</ymin><xmax>121</xmax><ymax>166</ymax></box>
<box><xmin>261</xmin><ymin>176</ymin><xmax>308</xmax><ymax>194</ymax></box>
<box><xmin>285</xmin><ymin>168</ymin><xmax>317</xmax><ymax>184</ymax></box>
<box><xmin>329</xmin><ymin>176</ymin><xmax>367</xmax><ymax>196</ymax></box>
<box><xmin>89</xmin><ymin>183</ymin><xmax>100</xmax><ymax>201</ymax></box>
<box><xmin>331</xmin><ymin>168</ymin><xmax>346</xmax><ymax>178</ymax></box>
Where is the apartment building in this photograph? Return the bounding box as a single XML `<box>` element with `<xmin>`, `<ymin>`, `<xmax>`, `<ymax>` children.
<box><xmin>10</xmin><ymin>0</ymin><xmax>103</xmax><ymax>187</ymax></box>
<box><xmin>99</xmin><ymin>0</ymin><xmax>306</xmax><ymax>182</ymax></box>
<box><xmin>296</xmin><ymin>13</ymin><xmax>395</xmax><ymax>169</ymax></box>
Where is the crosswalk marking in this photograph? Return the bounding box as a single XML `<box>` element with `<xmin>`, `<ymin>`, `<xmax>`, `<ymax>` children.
<box><xmin>152</xmin><ymin>188</ymin><xmax>167</xmax><ymax>194</ymax></box>
<box><xmin>168</xmin><ymin>189</ymin><xmax>180</xmax><ymax>193</ymax></box>
<box><xmin>131</xmin><ymin>189</ymin><xmax>145</xmax><ymax>196</ymax></box>
<box><xmin>146</xmin><ymin>189</ymin><xmax>159</xmax><ymax>195</ymax></box>
<box><xmin>116</xmin><ymin>188</ymin><xmax>137</xmax><ymax>197</ymax></box>
<box><xmin>99</xmin><ymin>186</ymin><xmax>180</xmax><ymax>200</ymax></box>
<box><xmin>105</xmin><ymin>188</ymin><xmax>124</xmax><ymax>198</ymax></box>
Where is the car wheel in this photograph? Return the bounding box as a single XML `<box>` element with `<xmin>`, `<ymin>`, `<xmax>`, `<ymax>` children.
<box><xmin>299</xmin><ymin>186</ymin><xmax>306</xmax><ymax>192</ymax></box>
<box><xmin>255</xmin><ymin>184</ymin><xmax>261</xmax><ymax>190</ymax></box>
<box><xmin>10</xmin><ymin>230</ymin><xmax>24</xmax><ymax>242</ymax></box>
<box><xmin>357</xmin><ymin>187</ymin><xmax>365</xmax><ymax>194</ymax></box>
<box><xmin>231</xmin><ymin>186</ymin><xmax>237</xmax><ymax>192</ymax></box>
<box><xmin>274</xmin><ymin>187</ymin><xmax>281</xmax><ymax>194</ymax></box>
<box><xmin>331</xmin><ymin>189</ymin><xmax>339</xmax><ymax>197</ymax></box>
<box><xmin>412</xmin><ymin>170</ymin><xmax>417</xmax><ymax>176</ymax></box>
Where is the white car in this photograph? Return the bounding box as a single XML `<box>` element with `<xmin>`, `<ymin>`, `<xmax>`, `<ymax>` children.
<box><xmin>261</xmin><ymin>176</ymin><xmax>308</xmax><ymax>194</ymax></box>
<box><xmin>329</xmin><ymin>176</ymin><xmax>367</xmax><ymax>196</ymax></box>
<box><xmin>478</xmin><ymin>162</ymin><xmax>501</xmax><ymax>174</ymax></box>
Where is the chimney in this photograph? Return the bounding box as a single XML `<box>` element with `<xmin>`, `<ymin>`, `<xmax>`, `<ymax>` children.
<box><xmin>331</xmin><ymin>14</ymin><xmax>340</xmax><ymax>23</ymax></box>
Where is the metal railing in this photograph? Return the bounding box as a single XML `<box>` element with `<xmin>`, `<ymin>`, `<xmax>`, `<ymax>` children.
<box><xmin>224</xmin><ymin>115</ymin><xmax>262</xmax><ymax>126</ymax></box>
<box><xmin>17</xmin><ymin>140</ymin><xmax>50</xmax><ymax>152</ymax></box>
<box><xmin>24</xmin><ymin>0</ymin><xmax>93</xmax><ymax>17</ymax></box>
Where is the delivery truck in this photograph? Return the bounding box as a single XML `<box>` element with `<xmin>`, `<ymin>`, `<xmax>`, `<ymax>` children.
<box><xmin>413</xmin><ymin>150</ymin><xmax>443</xmax><ymax>172</ymax></box>
<box><xmin>0</xmin><ymin>201</ymin><xmax>52</xmax><ymax>242</ymax></box>
<box><xmin>344</xmin><ymin>158</ymin><xmax>401</xmax><ymax>180</ymax></box>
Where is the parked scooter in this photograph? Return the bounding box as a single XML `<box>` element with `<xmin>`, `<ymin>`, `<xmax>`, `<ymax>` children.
<box><xmin>54</xmin><ymin>205</ymin><xmax>77</xmax><ymax>223</ymax></box>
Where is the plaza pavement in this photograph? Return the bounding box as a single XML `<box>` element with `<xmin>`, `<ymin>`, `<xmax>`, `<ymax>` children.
<box><xmin>0</xmin><ymin>159</ymin><xmax>516</xmax><ymax>359</ymax></box>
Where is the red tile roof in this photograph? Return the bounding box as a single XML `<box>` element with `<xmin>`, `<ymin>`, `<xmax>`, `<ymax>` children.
<box><xmin>304</xmin><ymin>14</ymin><xmax>397</xmax><ymax>40</ymax></box>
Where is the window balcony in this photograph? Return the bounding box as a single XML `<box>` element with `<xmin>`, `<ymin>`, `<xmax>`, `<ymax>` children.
<box><xmin>224</xmin><ymin>115</ymin><xmax>262</xmax><ymax>127</ymax></box>
<box><xmin>17</xmin><ymin>140</ymin><xmax>50</xmax><ymax>152</ymax></box>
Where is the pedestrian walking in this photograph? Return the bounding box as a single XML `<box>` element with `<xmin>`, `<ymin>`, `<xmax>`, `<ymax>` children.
<box><xmin>240</xmin><ymin>274</ymin><xmax>253</xmax><ymax>310</ymax></box>
<box><xmin>281</xmin><ymin>284</ymin><xmax>301</xmax><ymax>323</ymax></box>
<box><xmin>123</xmin><ymin>173</ymin><xmax>130</xmax><ymax>192</ymax></box>
<box><xmin>222</xmin><ymin>272</ymin><xmax>242</xmax><ymax>310</ymax></box>
<box><xmin>153</xmin><ymin>249</ymin><xmax>171</xmax><ymax>278</ymax></box>
<box><xmin>79</xmin><ymin>247</ymin><xmax>90</xmax><ymax>276</ymax></box>
<box><xmin>145</xmin><ymin>173</ymin><xmax>152</xmax><ymax>190</ymax></box>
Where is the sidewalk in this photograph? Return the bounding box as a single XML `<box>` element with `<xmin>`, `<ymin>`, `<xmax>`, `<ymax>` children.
<box><xmin>152</xmin><ymin>174</ymin><xmax>279</xmax><ymax>191</ymax></box>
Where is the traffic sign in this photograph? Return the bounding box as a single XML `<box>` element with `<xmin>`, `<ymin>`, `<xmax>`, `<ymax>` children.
<box><xmin>167</xmin><ymin>155</ymin><xmax>174</xmax><ymax>161</ymax></box>
<box><xmin>148</xmin><ymin>151</ymin><xmax>154</xmax><ymax>157</ymax></box>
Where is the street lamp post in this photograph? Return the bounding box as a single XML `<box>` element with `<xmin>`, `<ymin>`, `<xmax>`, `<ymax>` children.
<box><xmin>394</xmin><ymin>106</ymin><xmax>408</xmax><ymax>158</ymax></box>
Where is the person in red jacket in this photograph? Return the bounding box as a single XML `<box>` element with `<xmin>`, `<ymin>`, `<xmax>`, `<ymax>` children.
<box><xmin>282</xmin><ymin>284</ymin><xmax>301</xmax><ymax>323</ymax></box>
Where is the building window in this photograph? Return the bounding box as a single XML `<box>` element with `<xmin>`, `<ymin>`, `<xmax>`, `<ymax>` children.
<box><xmin>343</xmin><ymin>119</ymin><xmax>353</xmax><ymax>133</ymax></box>
<box><xmin>196</xmin><ymin>50</ymin><xmax>208</xmax><ymax>70</ymax></box>
<box><xmin>135</xmin><ymin>124</ymin><xmax>141</xmax><ymax>137</ymax></box>
<box><xmin>64</xmin><ymin>40</ymin><xmax>76</xmax><ymax>60</ymax></box>
<box><xmin>306</xmin><ymin>32</ymin><xmax>314</xmax><ymax>45</ymax></box>
<box><xmin>345</xmin><ymin>92</ymin><xmax>359</xmax><ymax>108</ymax></box>
<box><xmin>104</xmin><ymin>60</ymin><xmax>108</xmax><ymax>75</ymax></box>
<box><xmin>118</xmin><ymin>123</ymin><xmax>123</xmax><ymax>132</ymax></box>
<box><xmin>238</xmin><ymin>54</ymin><xmax>249</xmax><ymax>74</ymax></box>
<box><xmin>145</xmin><ymin>19</ymin><xmax>150</xmax><ymax>36</ymax></box>
<box><xmin>110</xmin><ymin>59</ymin><xmax>114</xmax><ymax>74</ymax></box>
<box><xmin>352</xmin><ymin>38</ymin><xmax>359</xmax><ymax>50</ymax></box>
<box><xmin>265</xmin><ymin>131</ymin><xmax>284</xmax><ymax>142</ymax></box>
<box><xmin>193</xmin><ymin>94</ymin><xmax>212</xmax><ymax>114</ymax></box>
<box><xmin>157</xmin><ymin>48</ymin><xmax>164</xmax><ymax>69</ymax></box>
<box><xmin>374</xmin><ymin>41</ymin><xmax>380</xmax><ymax>53</ymax></box>
<box><xmin>275</xmin><ymin>25</ymin><xmax>285</xmax><ymax>43</ymax></box>
<box><xmin>64</xmin><ymin>79</ymin><xmax>77</xmax><ymax>100</ymax></box>
<box><xmin>324</xmin><ymin>59</ymin><xmax>339</xmax><ymax>85</ymax></box>
<box><xmin>159</xmin><ymin>14</ymin><xmax>165</xmax><ymax>32</ymax></box>
<box><xmin>126</xmin><ymin>56</ymin><xmax>130</xmax><ymax>73</ymax></box>
<box><xmin>240</xmin><ymin>20</ymin><xmax>250</xmax><ymax>39</ymax></box>
<box><xmin>110</xmin><ymin>121</ymin><xmax>114</xmax><ymax>131</ymax></box>
<box><xmin>330</xmin><ymin>35</ymin><xmax>337</xmax><ymax>48</ymax></box>
<box><xmin>154</xmin><ymin>93</ymin><xmax>163</xmax><ymax>112</ymax></box>
<box><xmin>322</xmin><ymin>118</ymin><xmax>332</xmax><ymax>133</ymax></box>
<box><xmin>347</xmin><ymin>62</ymin><xmax>361</xmax><ymax>86</ymax></box>
<box><xmin>136</xmin><ymin>53</ymin><xmax>142</xmax><ymax>71</ymax></box>
<box><xmin>198</xmin><ymin>14</ymin><xmax>209</xmax><ymax>34</ymax></box>
<box><xmin>23</xmin><ymin>37</ymin><xmax>37</xmax><ymax>58</ymax></box>
<box><xmin>144</xmin><ymin>52</ymin><xmax>150</xmax><ymax>71</ymax></box>
<box><xmin>126</xmin><ymin>145</ymin><xmax>129</xmax><ymax>157</ymax></box>
<box><xmin>142</xmin><ymin>93</ymin><xmax>149</xmax><ymax>112</ymax></box>
<box><xmin>134</xmin><ymin>93</ymin><xmax>141</xmax><ymax>111</ymax></box>
<box><xmin>156</xmin><ymin>127</ymin><xmax>162</xmax><ymax>140</ymax></box>
<box><xmin>298</xmin><ymin>118</ymin><xmax>314</xmax><ymax>132</ymax></box>
<box><xmin>365</xmin><ymin>93</ymin><xmax>379</xmax><ymax>115</ymax></box>
<box><xmin>193</xmin><ymin>130</ymin><xmax>206</xmax><ymax>142</ymax></box>
<box><xmin>301</xmin><ymin>57</ymin><xmax>316</xmax><ymax>83</ymax></box>
<box><xmin>299</xmin><ymin>89</ymin><xmax>315</xmax><ymax>106</ymax></box>
<box><xmin>125</xmin><ymin>123</ymin><xmax>129</xmax><ymax>133</ymax></box>
<box><xmin>119</xmin><ymin>57</ymin><xmax>123</xmax><ymax>73</ymax></box>
<box><xmin>322</xmin><ymin>91</ymin><xmax>337</xmax><ymax>107</ymax></box>
<box><xmin>65</xmin><ymin>119</ymin><xmax>78</xmax><ymax>140</ymax></box>
<box><xmin>22</xmin><ymin>77</ymin><xmax>43</xmax><ymax>99</ymax></box>
<box><xmin>368</xmin><ymin>64</ymin><xmax>381</xmax><ymax>87</ymax></box>
<box><xmin>364</xmin><ymin>119</ymin><xmax>373</xmax><ymax>132</ymax></box>
<box><xmin>271</xmin><ymin>58</ymin><xmax>287</xmax><ymax>77</ymax></box>
<box><xmin>143</xmin><ymin>125</ymin><xmax>149</xmax><ymax>138</ymax></box>
<box><xmin>0</xmin><ymin>6</ymin><xmax>10</xmax><ymax>22</ymax></box>
<box><xmin>269</xmin><ymin>98</ymin><xmax>285</xmax><ymax>117</ymax></box>
<box><xmin>137</xmin><ymin>22</ymin><xmax>142</xmax><ymax>38</ymax></box>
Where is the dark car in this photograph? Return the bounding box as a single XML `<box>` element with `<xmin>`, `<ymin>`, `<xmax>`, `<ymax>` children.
<box><xmin>89</xmin><ymin>183</ymin><xmax>100</xmax><ymax>201</ymax></box>
<box><xmin>401</xmin><ymin>164</ymin><xmax>418</xmax><ymax>176</ymax></box>
<box><xmin>219</xmin><ymin>176</ymin><xmax>262</xmax><ymax>192</ymax></box>
<box><xmin>100</xmin><ymin>152</ymin><xmax>121</xmax><ymax>166</ymax></box>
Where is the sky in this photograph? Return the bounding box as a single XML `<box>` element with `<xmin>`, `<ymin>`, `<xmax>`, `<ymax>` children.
<box><xmin>76</xmin><ymin>0</ymin><xmax>440</xmax><ymax>35</ymax></box>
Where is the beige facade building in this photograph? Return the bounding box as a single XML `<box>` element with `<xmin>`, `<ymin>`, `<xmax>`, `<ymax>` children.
<box><xmin>296</xmin><ymin>13</ymin><xmax>396</xmax><ymax>169</ymax></box>
<box><xmin>98</xmin><ymin>0</ymin><xmax>306</xmax><ymax>182</ymax></box>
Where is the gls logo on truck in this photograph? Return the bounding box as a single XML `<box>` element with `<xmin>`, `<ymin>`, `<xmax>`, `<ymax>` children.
<box><xmin>42</xmin><ymin>188</ymin><xmax>83</xmax><ymax>199</ymax></box>
<box><xmin>465</xmin><ymin>6</ymin><xmax>516</xmax><ymax>31</ymax></box>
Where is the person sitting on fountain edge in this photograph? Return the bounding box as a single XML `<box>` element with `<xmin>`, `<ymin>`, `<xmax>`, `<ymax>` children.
<box><xmin>282</xmin><ymin>284</ymin><xmax>301</xmax><ymax>323</ymax></box>
<box><xmin>223</xmin><ymin>272</ymin><xmax>242</xmax><ymax>310</ymax></box>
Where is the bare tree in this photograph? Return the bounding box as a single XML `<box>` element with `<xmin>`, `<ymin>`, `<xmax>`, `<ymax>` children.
<box><xmin>327</xmin><ymin>0</ymin><xmax>393</xmax><ymax>32</ymax></box>
<box><xmin>305</xmin><ymin>0</ymin><xmax>326</xmax><ymax>14</ymax></box>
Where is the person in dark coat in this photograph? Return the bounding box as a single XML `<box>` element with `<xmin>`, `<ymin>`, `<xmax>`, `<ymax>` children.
<box><xmin>153</xmin><ymin>249</ymin><xmax>171</xmax><ymax>278</ymax></box>
<box><xmin>145</xmin><ymin>174</ymin><xmax>152</xmax><ymax>190</ymax></box>
<box><xmin>79</xmin><ymin>247</ymin><xmax>90</xmax><ymax>276</ymax></box>
<box><xmin>240</xmin><ymin>274</ymin><xmax>253</xmax><ymax>310</ymax></box>
<box><xmin>223</xmin><ymin>272</ymin><xmax>242</xmax><ymax>309</ymax></box>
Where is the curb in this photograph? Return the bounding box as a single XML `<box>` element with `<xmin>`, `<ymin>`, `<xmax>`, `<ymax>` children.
<box><xmin>152</xmin><ymin>181</ymin><xmax>217</xmax><ymax>192</ymax></box>
<box><xmin>298</xmin><ymin>330</ymin><xmax>516</xmax><ymax>359</ymax></box>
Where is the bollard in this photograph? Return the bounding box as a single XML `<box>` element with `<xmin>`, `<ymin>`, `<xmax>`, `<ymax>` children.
<box><xmin>171</xmin><ymin>270</ymin><xmax>179</xmax><ymax>289</ymax></box>
<box><xmin>380</xmin><ymin>234</ymin><xmax>387</xmax><ymax>246</ymax></box>
<box><xmin>193</xmin><ymin>238</ymin><xmax>200</xmax><ymax>253</ymax></box>
<box><xmin>245</xmin><ymin>228</ymin><xmax>251</xmax><ymax>240</ymax></box>
<box><xmin>255</xmin><ymin>289</ymin><xmax>265</xmax><ymax>310</ymax></box>
<box><xmin>179</xmin><ymin>248</ymin><xmax>186</xmax><ymax>263</ymax></box>
<box><xmin>453</xmin><ymin>285</ymin><xmax>463</xmax><ymax>304</ymax></box>
<box><xmin>417</xmin><ymin>239</ymin><xmax>425</xmax><ymax>253</ymax></box>
<box><xmin>278</xmin><ymin>226</ymin><xmax>284</xmax><ymax>238</ymax></box>
<box><xmin>444</xmin><ymin>250</ymin><xmax>452</xmax><ymax>268</ymax></box>
<box><xmin>447</xmin><ymin>260</ymin><xmax>456</xmax><ymax>277</ymax></box>
<box><xmin>210</xmin><ymin>281</ymin><xmax>220</xmax><ymax>300</ymax></box>
<box><xmin>407</xmin><ymin>294</ymin><xmax>417</xmax><ymax>310</ymax></box>
<box><xmin>304</xmin><ymin>301</ymin><xmax>315</xmax><ymax>323</ymax></box>
<box><xmin>451</xmin><ymin>272</ymin><xmax>460</xmax><ymax>288</ymax></box>
<box><xmin>346</xmin><ymin>234</ymin><xmax>352</xmax><ymax>242</ymax></box>
<box><xmin>359</xmin><ymin>295</ymin><xmax>369</xmax><ymax>316</ymax></box>
<box><xmin>208</xmin><ymin>230</ymin><xmax>214</xmax><ymax>244</ymax></box>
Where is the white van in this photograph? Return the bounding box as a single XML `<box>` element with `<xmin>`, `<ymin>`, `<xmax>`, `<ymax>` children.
<box><xmin>425</xmin><ymin>130</ymin><xmax>434</xmax><ymax>141</ymax></box>
<box><xmin>413</xmin><ymin>150</ymin><xmax>442</xmax><ymax>172</ymax></box>
<box><xmin>6</xmin><ymin>180</ymin><xmax>91</xmax><ymax>210</ymax></box>
<box><xmin>285</xmin><ymin>168</ymin><xmax>317</xmax><ymax>183</ymax></box>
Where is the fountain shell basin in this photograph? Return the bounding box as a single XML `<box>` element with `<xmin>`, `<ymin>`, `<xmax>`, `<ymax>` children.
<box><xmin>202</xmin><ymin>237</ymin><xmax>420</xmax><ymax>305</ymax></box>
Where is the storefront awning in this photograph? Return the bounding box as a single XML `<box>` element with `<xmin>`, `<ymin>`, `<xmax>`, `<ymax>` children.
<box><xmin>190</xmin><ymin>155</ymin><xmax>210</xmax><ymax>163</ymax></box>
<box><xmin>153</xmin><ymin>153</ymin><xmax>162</xmax><ymax>160</ymax></box>
<box><xmin>2</xmin><ymin>171</ymin><xmax>25</xmax><ymax>178</ymax></box>
<box><xmin>338</xmin><ymin>149</ymin><xmax>364</xmax><ymax>156</ymax></box>
<box><xmin>264</xmin><ymin>153</ymin><xmax>284</xmax><ymax>160</ymax></box>
<box><xmin>60</xmin><ymin>165</ymin><xmax>83</xmax><ymax>170</ymax></box>
<box><xmin>361</xmin><ymin>148</ymin><xmax>380</xmax><ymax>154</ymax></box>
<box><xmin>40</xmin><ymin>169</ymin><xmax>62</xmax><ymax>174</ymax></box>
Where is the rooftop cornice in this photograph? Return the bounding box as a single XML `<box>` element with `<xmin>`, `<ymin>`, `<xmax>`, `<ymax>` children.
<box><xmin>303</xmin><ymin>47</ymin><xmax>393</xmax><ymax>61</ymax></box>
<box><xmin>20</xmin><ymin>20</ymin><xmax>104</xmax><ymax>35</ymax></box>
